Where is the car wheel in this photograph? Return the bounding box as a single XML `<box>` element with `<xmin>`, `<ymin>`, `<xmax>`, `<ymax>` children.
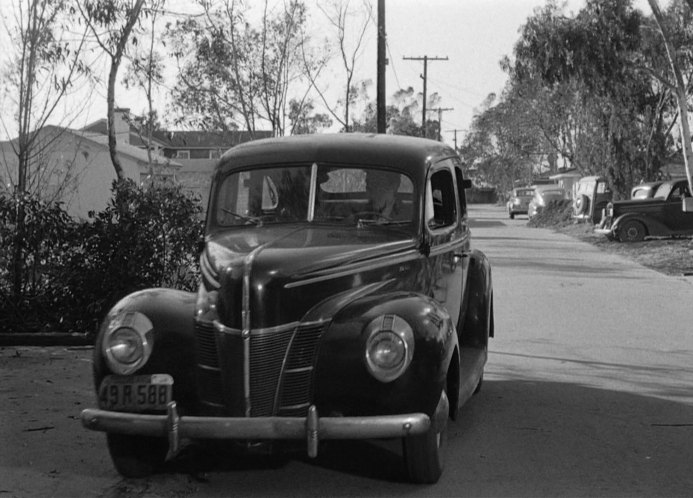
<box><xmin>403</xmin><ymin>388</ymin><xmax>449</xmax><ymax>484</ymax></box>
<box><xmin>617</xmin><ymin>220</ymin><xmax>646</xmax><ymax>242</ymax></box>
<box><xmin>107</xmin><ymin>433</ymin><xmax>168</xmax><ymax>478</ymax></box>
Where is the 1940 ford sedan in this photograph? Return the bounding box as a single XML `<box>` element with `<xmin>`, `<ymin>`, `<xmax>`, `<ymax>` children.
<box><xmin>80</xmin><ymin>133</ymin><xmax>494</xmax><ymax>484</ymax></box>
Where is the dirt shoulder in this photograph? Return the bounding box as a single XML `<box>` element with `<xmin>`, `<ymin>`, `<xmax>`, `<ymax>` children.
<box><xmin>555</xmin><ymin>222</ymin><xmax>693</xmax><ymax>277</ymax></box>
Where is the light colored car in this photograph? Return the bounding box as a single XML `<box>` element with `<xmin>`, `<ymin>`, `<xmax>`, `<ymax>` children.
<box><xmin>528</xmin><ymin>185</ymin><xmax>567</xmax><ymax>220</ymax></box>
<box><xmin>506</xmin><ymin>187</ymin><xmax>535</xmax><ymax>219</ymax></box>
<box><xmin>572</xmin><ymin>176</ymin><xmax>612</xmax><ymax>223</ymax></box>
<box><xmin>631</xmin><ymin>181</ymin><xmax>664</xmax><ymax>199</ymax></box>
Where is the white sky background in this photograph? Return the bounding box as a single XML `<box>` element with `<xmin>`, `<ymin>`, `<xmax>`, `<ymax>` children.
<box><xmin>0</xmin><ymin>0</ymin><xmax>658</xmax><ymax>147</ymax></box>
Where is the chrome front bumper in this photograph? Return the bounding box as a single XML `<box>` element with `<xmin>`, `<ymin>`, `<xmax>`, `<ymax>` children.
<box><xmin>81</xmin><ymin>402</ymin><xmax>430</xmax><ymax>459</ymax></box>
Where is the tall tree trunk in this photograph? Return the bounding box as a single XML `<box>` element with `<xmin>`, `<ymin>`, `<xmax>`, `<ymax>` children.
<box><xmin>648</xmin><ymin>0</ymin><xmax>693</xmax><ymax>193</ymax></box>
<box><xmin>106</xmin><ymin>0</ymin><xmax>145</xmax><ymax>180</ymax></box>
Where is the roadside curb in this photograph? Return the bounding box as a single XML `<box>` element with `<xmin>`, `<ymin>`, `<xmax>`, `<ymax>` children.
<box><xmin>0</xmin><ymin>333</ymin><xmax>93</xmax><ymax>347</ymax></box>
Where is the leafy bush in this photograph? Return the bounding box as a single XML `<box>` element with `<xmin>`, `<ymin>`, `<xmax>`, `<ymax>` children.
<box><xmin>527</xmin><ymin>199</ymin><xmax>574</xmax><ymax>228</ymax></box>
<box><xmin>58</xmin><ymin>180</ymin><xmax>204</xmax><ymax>333</ymax></box>
<box><xmin>0</xmin><ymin>193</ymin><xmax>79</xmax><ymax>332</ymax></box>
<box><xmin>0</xmin><ymin>180</ymin><xmax>204</xmax><ymax>335</ymax></box>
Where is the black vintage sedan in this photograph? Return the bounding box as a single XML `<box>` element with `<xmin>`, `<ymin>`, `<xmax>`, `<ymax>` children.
<box><xmin>596</xmin><ymin>178</ymin><xmax>693</xmax><ymax>242</ymax></box>
<box><xmin>80</xmin><ymin>133</ymin><xmax>494</xmax><ymax>484</ymax></box>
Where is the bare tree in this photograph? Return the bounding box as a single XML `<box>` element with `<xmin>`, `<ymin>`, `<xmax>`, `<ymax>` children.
<box><xmin>0</xmin><ymin>0</ymin><xmax>91</xmax><ymax>298</ymax></box>
<box><xmin>79</xmin><ymin>0</ymin><xmax>146</xmax><ymax>179</ymax></box>
<box><xmin>305</xmin><ymin>0</ymin><xmax>373</xmax><ymax>132</ymax></box>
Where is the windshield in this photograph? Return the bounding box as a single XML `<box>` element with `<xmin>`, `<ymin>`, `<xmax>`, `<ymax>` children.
<box><xmin>516</xmin><ymin>189</ymin><xmax>533</xmax><ymax>197</ymax></box>
<box><xmin>213</xmin><ymin>163</ymin><xmax>415</xmax><ymax>231</ymax></box>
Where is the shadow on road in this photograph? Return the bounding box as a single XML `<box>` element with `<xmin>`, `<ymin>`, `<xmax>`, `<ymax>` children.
<box><xmin>136</xmin><ymin>380</ymin><xmax>693</xmax><ymax>497</ymax></box>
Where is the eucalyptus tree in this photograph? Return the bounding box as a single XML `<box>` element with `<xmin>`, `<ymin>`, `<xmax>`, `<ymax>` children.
<box><xmin>646</xmin><ymin>0</ymin><xmax>693</xmax><ymax>193</ymax></box>
<box><xmin>508</xmin><ymin>0</ymin><xmax>678</xmax><ymax>198</ymax></box>
<box><xmin>166</xmin><ymin>0</ymin><xmax>312</xmax><ymax>136</ymax></box>
<box><xmin>121</xmin><ymin>0</ymin><xmax>166</xmax><ymax>168</ymax></box>
<box><xmin>79</xmin><ymin>0</ymin><xmax>146</xmax><ymax>180</ymax></box>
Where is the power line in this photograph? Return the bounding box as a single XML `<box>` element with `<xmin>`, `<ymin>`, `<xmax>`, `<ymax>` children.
<box><xmin>403</xmin><ymin>55</ymin><xmax>448</xmax><ymax>138</ymax></box>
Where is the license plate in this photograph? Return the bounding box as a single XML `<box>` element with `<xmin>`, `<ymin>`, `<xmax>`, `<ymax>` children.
<box><xmin>98</xmin><ymin>374</ymin><xmax>173</xmax><ymax>412</ymax></box>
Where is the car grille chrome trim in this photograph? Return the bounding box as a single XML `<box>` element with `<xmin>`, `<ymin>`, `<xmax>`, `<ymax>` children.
<box><xmin>195</xmin><ymin>318</ymin><xmax>329</xmax><ymax>417</ymax></box>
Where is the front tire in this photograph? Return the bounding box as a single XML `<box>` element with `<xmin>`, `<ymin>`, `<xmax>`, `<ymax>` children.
<box><xmin>403</xmin><ymin>389</ymin><xmax>449</xmax><ymax>484</ymax></box>
<box><xmin>618</xmin><ymin>220</ymin><xmax>646</xmax><ymax>242</ymax></box>
<box><xmin>107</xmin><ymin>433</ymin><xmax>167</xmax><ymax>478</ymax></box>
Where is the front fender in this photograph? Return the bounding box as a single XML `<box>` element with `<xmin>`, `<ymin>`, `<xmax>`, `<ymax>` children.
<box><xmin>612</xmin><ymin>213</ymin><xmax>665</xmax><ymax>236</ymax></box>
<box><xmin>462</xmin><ymin>248</ymin><xmax>493</xmax><ymax>341</ymax></box>
<box><xmin>93</xmin><ymin>288</ymin><xmax>198</xmax><ymax>410</ymax></box>
<box><xmin>314</xmin><ymin>292</ymin><xmax>456</xmax><ymax>419</ymax></box>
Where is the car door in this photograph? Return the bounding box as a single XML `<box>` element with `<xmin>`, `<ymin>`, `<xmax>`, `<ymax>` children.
<box><xmin>662</xmin><ymin>181</ymin><xmax>693</xmax><ymax>232</ymax></box>
<box><xmin>424</xmin><ymin>159</ymin><xmax>468</xmax><ymax>326</ymax></box>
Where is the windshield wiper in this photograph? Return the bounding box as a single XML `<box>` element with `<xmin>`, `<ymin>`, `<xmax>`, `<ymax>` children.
<box><xmin>221</xmin><ymin>208</ymin><xmax>262</xmax><ymax>226</ymax></box>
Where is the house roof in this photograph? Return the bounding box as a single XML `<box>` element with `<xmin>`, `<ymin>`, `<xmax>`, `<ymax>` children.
<box><xmin>80</xmin><ymin>132</ymin><xmax>182</xmax><ymax>167</ymax></box>
<box><xmin>151</xmin><ymin>130</ymin><xmax>274</xmax><ymax>149</ymax></box>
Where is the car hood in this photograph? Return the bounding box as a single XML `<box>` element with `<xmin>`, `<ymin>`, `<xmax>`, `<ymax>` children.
<box><xmin>205</xmin><ymin>224</ymin><xmax>415</xmax><ymax>276</ymax></box>
<box><xmin>203</xmin><ymin>224</ymin><xmax>418</xmax><ymax>328</ymax></box>
<box><xmin>611</xmin><ymin>197</ymin><xmax>666</xmax><ymax>213</ymax></box>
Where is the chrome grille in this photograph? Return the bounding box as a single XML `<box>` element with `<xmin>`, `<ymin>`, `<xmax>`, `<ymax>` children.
<box><xmin>194</xmin><ymin>320</ymin><xmax>224</xmax><ymax>408</ymax></box>
<box><xmin>277</xmin><ymin>323</ymin><xmax>326</xmax><ymax>416</ymax></box>
<box><xmin>195</xmin><ymin>320</ymin><xmax>219</xmax><ymax>368</ymax></box>
<box><xmin>249</xmin><ymin>327</ymin><xmax>294</xmax><ymax>416</ymax></box>
<box><xmin>195</xmin><ymin>319</ymin><xmax>328</xmax><ymax>417</ymax></box>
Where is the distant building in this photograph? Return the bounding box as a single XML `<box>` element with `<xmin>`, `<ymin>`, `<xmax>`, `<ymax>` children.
<box><xmin>82</xmin><ymin>108</ymin><xmax>273</xmax><ymax>208</ymax></box>
<box><xmin>0</xmin><ymin>124</ymin><xmax>180</xmax><ymax>220</ymax></box>
<box><xmin>0</xmin><ymin>108</ymin><xmax>273</xmax><ymax>218</ymax></box>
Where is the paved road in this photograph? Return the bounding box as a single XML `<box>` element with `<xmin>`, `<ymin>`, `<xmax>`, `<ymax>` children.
<box><xmin>1</xmin><ymin>204</ymin><xmax>692</xmax><ymax>497</ymax></box>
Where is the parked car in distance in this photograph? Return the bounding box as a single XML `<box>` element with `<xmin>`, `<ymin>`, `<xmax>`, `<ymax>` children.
<box><xmin>527</xmin><ymin>185</ymin><xmax>567</xmax><ymax>220</ymax></box>
<box><xmin>630</xmin><ymin>181</ymin><xmax>664</xmax><ymax>199</ymax></box>
<box><xmin>80</xmin><ymin>133</ymin><xmax>494</xmax><ymax>484</ymax></box>
<box><xmin>572</xmin><ymin>176</ymin><xmax>612</xmax><ymax>223</ymax></box>
<box><xmin>595</xmin><ymin>178</ymin><xmax>693</xmax><ymax>242</ymax></box>
<box><xmin>507</xmin><ymin>187</ymin><xmax>535</xmax><ymax>219</ymax></box>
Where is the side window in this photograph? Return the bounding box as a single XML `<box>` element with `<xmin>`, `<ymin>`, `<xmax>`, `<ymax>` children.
<box><xmin>425</xmin><ymin>168</ymin><xmax>457</xmax><ymax>230</ymax></box>
<box><xmin>454</xmin><ymin>166</ymin><xmax>468</xmax><ymax>218</ymax></box>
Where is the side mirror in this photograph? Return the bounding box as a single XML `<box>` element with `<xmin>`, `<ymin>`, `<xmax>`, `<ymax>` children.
<box><xmin>682</xmin><ymin>197</ymin><xmax>693</xmax><ymax>212</ymax></box>
<box><xmin>462</xmin><ymin>179</ymin><xmax>472</xmax><ymax>189</ymax></box>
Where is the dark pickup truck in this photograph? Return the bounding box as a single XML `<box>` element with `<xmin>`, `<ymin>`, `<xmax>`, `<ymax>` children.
<box><xmin>595</xmin><ymin>179</ymin><xmax>693</xmax><ymax>242</ymax></box>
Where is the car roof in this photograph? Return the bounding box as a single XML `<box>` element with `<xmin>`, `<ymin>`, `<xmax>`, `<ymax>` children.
<box><xmin>533</xmin><ymin>184</ymin><xmax>564</xmax><ymax>191</ymax></box>
<box><xmin>215</xmin><ymin>133</ymin><xmax>460</xmax><ymax>183</ymax></box>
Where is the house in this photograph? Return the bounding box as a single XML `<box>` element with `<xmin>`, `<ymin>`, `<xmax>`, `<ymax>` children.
<box><xmin>549</xmin><ymin>171</ymin><xmax>582</xmax><ymax>199</ymax></box>
<box><xmin>0</xmin><ymin>108</ymin><xmax>272</xmax><ymax>218</ymax></box>
<box><xmin>83</xmin><ymin>108</ymin><xmax>273</xmax><ymax>208</ymax></box>
<box><xmin>0</xmin><ymin>125</ymin><xmax>180</xmax><ymax>220</ymax></box>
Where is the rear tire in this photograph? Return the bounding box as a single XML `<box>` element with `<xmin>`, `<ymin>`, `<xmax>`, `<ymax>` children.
<box><xmin>403</xmin><ymin>389</ymin><xmax>449</xmax><ymax>484</ymax></box>
<box><xmin>107</xmin><ymin>433</ymin><xmax>168</xmax><ymax>478</ymax></box>
<box><xmin>618</xmin><ymin>220</ymin><xmax>646</xmax><ymax>242</ymax></box>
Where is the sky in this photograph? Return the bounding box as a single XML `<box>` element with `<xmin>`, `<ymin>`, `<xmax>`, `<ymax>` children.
<box><xmin>1</xmin><ymin>0</ymin><xmax>658</xmax><ymax>148</ymax></box>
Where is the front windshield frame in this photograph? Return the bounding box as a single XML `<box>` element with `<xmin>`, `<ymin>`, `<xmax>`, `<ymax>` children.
<box><xmin>209</xmin><ymin>162</ymin><xmax>417</xmax><ymax>233</ymax></box>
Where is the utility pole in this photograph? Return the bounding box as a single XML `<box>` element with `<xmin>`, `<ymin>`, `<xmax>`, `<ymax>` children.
<box><xmin>427</xmin><ymin>107</ymin><xmax>453</xmax><ymax>141</ymax></box>
<box><xmin>403</xmin><ymin>55</ymin><xmax>448</xmax><ymax>138</ymax></box>
<box><xmin>377</xmin><ymin>0</ymin><xmax>386</xmax><ymax>133</ymax></box>
<box><xmin>446</xmin><ymin>128</ymin><xmax>465</xmax><ymax>151</ymax></box>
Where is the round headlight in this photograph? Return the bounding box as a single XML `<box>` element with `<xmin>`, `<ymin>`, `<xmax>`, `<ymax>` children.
<box><xmin>364</xmin><ymin>314</ymin><xmax>414</xmax><ymax>383</ymax></box>
<box><xmin>103</xmin><ymin>311</ymin><xmax>153</xmax><ymax>375</ymax></box>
